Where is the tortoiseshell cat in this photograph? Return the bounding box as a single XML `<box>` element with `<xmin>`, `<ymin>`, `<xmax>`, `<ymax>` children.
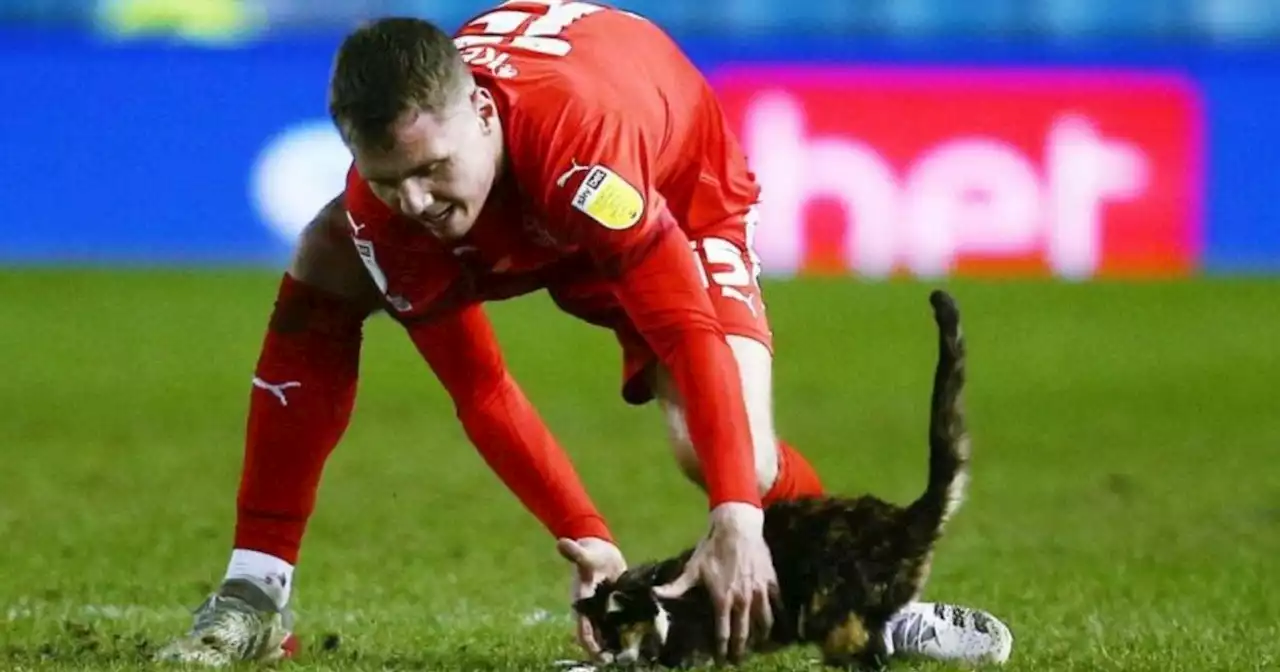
<box><xmin>574</xmin><ymin>290</ymin><xmax>973</xmax><ymax>670</ymax></box>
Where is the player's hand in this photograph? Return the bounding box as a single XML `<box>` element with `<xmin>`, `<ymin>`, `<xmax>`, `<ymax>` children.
<box><xmin>653</xmin><ymin>502</ymin><xmax>777</xmax><ymax>664</ymax></box>
<box><xmin>557</xmin><ymin>537</ymin><xmax>627</xmax><ymax>661</ymax></box>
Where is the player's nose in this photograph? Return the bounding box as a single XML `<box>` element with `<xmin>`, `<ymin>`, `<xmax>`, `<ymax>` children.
<box><xmin>396</xmin><ymin>182</ymin><xmax>434</xmax><ymax>218</ymax></box>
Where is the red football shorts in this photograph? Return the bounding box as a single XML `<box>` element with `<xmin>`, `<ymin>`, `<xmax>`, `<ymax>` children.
<box><xmin>549</xmin><ymin>208</ymin><xmax>773</xmax><ymax>405</ymax></box>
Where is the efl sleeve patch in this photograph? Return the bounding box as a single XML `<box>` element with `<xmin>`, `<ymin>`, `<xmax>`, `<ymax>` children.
<box><xmin>570</xmin><ymin>165</ymin><xmax>644</xmax><ymax>230</ymax></box>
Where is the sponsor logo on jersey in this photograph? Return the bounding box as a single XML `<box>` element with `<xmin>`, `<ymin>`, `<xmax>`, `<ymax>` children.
<box><xmin>348</xmin><ymin>214</ymin><xmax>413</xmax><ymax>312</ymax></box>
<box><xmin>570</xmin><ymin>165</ymin><xmax>644</xmax><ymax>230</ymax></box>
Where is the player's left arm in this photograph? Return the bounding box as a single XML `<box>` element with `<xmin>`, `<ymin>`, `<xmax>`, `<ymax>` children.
<box><xmin>517</xmin><ymin>103</ymin><xmax>760</xmax><ymax>511</ymax></box>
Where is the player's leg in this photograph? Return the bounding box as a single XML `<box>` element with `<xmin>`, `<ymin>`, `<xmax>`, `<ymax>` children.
<box><xmin>648</xmin><ymin>334</ymin><xmax>823</xmax><ymax>504</ymax></box>
<box><xmin>157</xmin><ymin>197</ymin><xmax>382</xmax><ymax>666</ymax></box>
<box><xmin>629</xmin><ymin>209</ymin><xmax>823</xmax><ymax>503</ymax></box>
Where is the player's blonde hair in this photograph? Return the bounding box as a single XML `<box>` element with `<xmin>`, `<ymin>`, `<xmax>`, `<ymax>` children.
<box><xmin>328</xmin><ymin>17</ymin><xmax>472</xmax><ymax>150</ymax></box>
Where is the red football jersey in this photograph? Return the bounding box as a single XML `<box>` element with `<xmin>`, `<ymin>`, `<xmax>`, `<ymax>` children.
<box><xmin>343</xmin><ymin>1</ymin><xmax>765</xmax><ymax>509</ymax></box>
<box><xmin>342</xmin><ymin>0</ymin><xmax>761</xmax><ymax>322</ymax></box>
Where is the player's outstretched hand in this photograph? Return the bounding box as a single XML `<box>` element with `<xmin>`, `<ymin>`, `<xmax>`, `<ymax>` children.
<box><xmin>557</xmin><ymin>537</ymin><xmax>628</xmax><ymax>661</ymax></box>
<box><xmin>653</xmin><ymin>502</ymin><xmax>778</xmax><ymax>664</ymax></box>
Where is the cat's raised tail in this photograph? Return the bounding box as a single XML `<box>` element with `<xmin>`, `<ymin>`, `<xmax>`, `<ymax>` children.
<box><xmin>906</xmin><ymin>290</ymin><xmax>972</xmax><ymax>536</ymax></box>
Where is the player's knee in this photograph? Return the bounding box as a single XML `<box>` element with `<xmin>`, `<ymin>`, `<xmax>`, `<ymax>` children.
<box><xmin>655</xmin><ymin>339</ymin><xmax>781</xmax><ymax>494</ymax></box>
<box><xmin>657</xmin><ymin>394</ymin><xmax>702</xmax><ymax>485</ymax></box>
<box><xmin>748</xmin><ymin>423</ymin><xmax>779</xmax><ymax>495</ymax></box>
<box><xmin>288</xmin><ymin>196</ymin><xmax>383</xmax><ymax>311</ymax></box>
<box><xmin>727</xmin><ymin>336</ymin><xmax>780</xmax><ymax>494</ymax></box>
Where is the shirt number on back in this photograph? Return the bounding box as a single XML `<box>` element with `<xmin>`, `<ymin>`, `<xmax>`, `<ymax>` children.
<box><xmin>455</xmin><ymin>1</ymin><xmax>640</xmax><ymax>75</ymax></box>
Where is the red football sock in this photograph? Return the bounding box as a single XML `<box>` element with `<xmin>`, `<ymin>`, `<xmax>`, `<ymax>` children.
<box><xmin>763</xmin><ymin>441</ymin><xmax>825</xmax><ymax>506</ymax></box>
<box><xmin>233</xmin><ymin>274</ymin><xmax>365</xmax><ymax>564</ymax></box>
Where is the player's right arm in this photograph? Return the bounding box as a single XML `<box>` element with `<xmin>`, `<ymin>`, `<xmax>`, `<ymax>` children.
<box><xmin>395</xmin><ymin>276</ymin><xmax>623</xmax><ymax>659</ymax></box>
<box><xmin>339</xmin><ymin>163</ymin><xmax>615</xmax><ymax>547</ymax></box>
<box><xmin>404</xmin><ymin>303</ymin><xmax>622</xmax><ymax>658</ymax></box>
<box><xmin>404</xmin><ymin>303</ymin><xmax>615</xmax><ymax>545</ymax></box>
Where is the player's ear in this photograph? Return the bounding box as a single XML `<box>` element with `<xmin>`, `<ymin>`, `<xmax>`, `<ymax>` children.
<box><xmin>472</xmin><ymin>86</ymin><xmax>498</xmax><ymax>132</ymax></box>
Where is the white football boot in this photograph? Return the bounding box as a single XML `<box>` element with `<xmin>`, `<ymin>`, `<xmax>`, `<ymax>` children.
<box><xmin>886</xmin><ymin>602</ymin><xmax>1013</xmax><ymax>665</ymax></box>
<box><xmin>154</xmin><ymin>578</ymin><xmax>298</xmax><ymax>666</ymax></box>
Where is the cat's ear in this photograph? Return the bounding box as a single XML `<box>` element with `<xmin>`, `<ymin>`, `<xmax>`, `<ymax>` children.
<box><xmin>571</xmin><ymin>595</ymin><xmax>595</xmax><ymax>615</ymax></box>
<box><xmin>606</xmin><ymin>591</ymin><xmax>631</xmax><ymax>613</ymax></box>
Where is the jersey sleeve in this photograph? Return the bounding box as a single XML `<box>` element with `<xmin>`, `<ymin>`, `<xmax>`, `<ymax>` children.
<box><xmin>509</xmin><ymin>97</ymin><xmax>762</xmax><ymax>508</ymax></box>
<box><xmin>407</xmin><ymin>302</ymin><xmax>614</xmax><ymax>542</ymax></box>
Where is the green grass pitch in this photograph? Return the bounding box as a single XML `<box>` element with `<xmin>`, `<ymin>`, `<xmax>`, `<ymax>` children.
<box><xmin>1</xmin><ymin>270</ymin><xmax>1277</xmax><ymax>671</ymax></box>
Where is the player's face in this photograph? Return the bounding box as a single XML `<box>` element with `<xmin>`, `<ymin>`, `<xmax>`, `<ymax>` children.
<box><xmin>352</xmin><ymin>88</ymin><xmax>501</xmax><ymax>241</ymax></box>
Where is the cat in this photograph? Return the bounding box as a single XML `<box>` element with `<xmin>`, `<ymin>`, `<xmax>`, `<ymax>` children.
<box><xmin>573</xmin><ymin>289</ymin><xmax>972</xmax><ymax>670</ymax></box>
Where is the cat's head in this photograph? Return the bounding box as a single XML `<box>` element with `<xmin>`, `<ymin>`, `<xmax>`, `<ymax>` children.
<box><xmin>573</xmin><ymin>573</ymin><xmax>670</xmax><ymax>664</ymax></box>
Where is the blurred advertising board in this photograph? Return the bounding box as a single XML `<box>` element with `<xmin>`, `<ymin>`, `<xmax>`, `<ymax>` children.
<box><xmin>714</xmin><ymin>67</ymin><xmax>1203</xmax><ymax>279</ymax></box>
<box><xmin>1</xmin><ymin>30</ymin><xmax>1275</xmax><ymax>276</ymax></box>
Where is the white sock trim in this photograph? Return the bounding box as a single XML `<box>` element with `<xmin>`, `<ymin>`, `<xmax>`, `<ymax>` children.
<box><xmin>225</xmin><ymin>549</ymin><xmax>294</xmax><ymax>607</ymax></box>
